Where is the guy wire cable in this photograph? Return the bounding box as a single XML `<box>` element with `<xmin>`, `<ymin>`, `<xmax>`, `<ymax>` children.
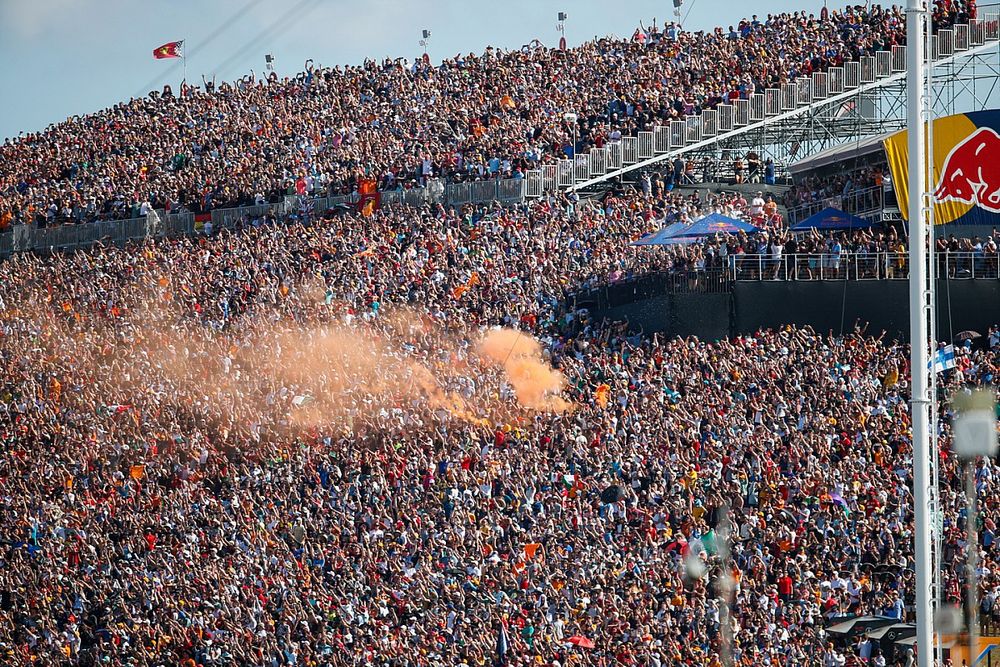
<box><xmin>211</xmin><ymin>0</ymin><xmax>323</xmax><ymax>81</ymax></box>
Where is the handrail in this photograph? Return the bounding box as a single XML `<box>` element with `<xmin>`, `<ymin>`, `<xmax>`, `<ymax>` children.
<box><xmin>4</xmin><ymin>212</ymin><xmax>196</xmax><ymax>256</ymax></box>
<box><xmin>570</xmin><ymin>247</ymin><xmax>1000</xmax><ymax>308</ymax></box>
<box><xmin>787</xmin><ymin>185</ymin><xmax>885</xmax><ymax>223</ymax></box>
<box><xmin>0</xmin><ymin>177</ymin><xmax>528</xmax><ymax>258</ymax></box>
<box><xmin>729</xmin><ymin>251</ymin><xmax>999</xmax><ymax>281</ymax></box>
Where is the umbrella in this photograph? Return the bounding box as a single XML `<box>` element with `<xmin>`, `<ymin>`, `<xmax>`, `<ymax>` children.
<box><xmin>566</xmin><ymin>635</ymin><xmax>595</xmax><ymax>649</ymax></box>
<box><xmin>630</xmin><ymin>222</ymin><xmax>694</xmax><ymax>246</ymax></box>
<box><xmin>668</xmin><ymin>212</ymin><xmax>759</xmax><ymax>238</ymax></box>
<box><xmin>955</xmin><ymin>330</ymin><xmax>981</xmax><ymax>342</ymax></box>
<box><xmin>789</xmin><ymin>207</ymin><xmax>876</xmax><ymax>232</ymax></box>
<box><xmin>600</xmin><ymin>485</ymin><xmax>625</xmax><ymax>504</ymax></box>
<box><xmin>826</xmin><ymin>615</ymin><xmax>896</xmax><ymax>638</ymax></box>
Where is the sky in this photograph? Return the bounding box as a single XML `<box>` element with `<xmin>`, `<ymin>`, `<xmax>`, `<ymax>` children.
<box><xmin>0</xmin><ymin>0</ymin><xmax>821</xmax><ymax>142</ymax></box>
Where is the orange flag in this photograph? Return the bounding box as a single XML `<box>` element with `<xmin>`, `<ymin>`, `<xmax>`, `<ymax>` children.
<box><xmin>524</xmin><ymin>543</ymin><xmax>542</xmax><ymax>560</ymax></box>
<box><xmin>129</xmin><ymin>465</ymin><xmax>145</xmax><ymax>480</ymax></box>
<box><xmin>451</xmin><ymin>272</ymin><xmax>480</xmax><ymax>300</ymax></box>
<box><xmin>594</xmin><ymin>383</ymin><xmax>611</xmax><ymax>408</ymax></box>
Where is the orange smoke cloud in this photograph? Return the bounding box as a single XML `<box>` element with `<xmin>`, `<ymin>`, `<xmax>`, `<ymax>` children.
<box><xmin>109</xmin><ymin>298</ymin><xmax>572</xmax><ymax>437</ymax></box>
<box><xmin>478</xmin><ymin>328</ymin><xmax>571</xmax><ymax>412</ymax></box>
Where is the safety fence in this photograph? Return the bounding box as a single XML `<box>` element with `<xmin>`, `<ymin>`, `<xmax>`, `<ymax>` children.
<box><xmin>787</xmin><ymin>185</ymin><xmax>885</xmax><ymax>224</ymax></box>
<box><xmin>569</xmin><ymin>251</ymin><xmax>1000</xmax><ymax>314</ymax></box>
<box><xmin>571</xmin><ymin>270</ymin><xmax>732</xmax><ymax>310</ymax></box>
<box><xmin>3</xmin><ymin>213</ymin><xmax>197</xmax><ymax>256</ymax></box>
<box><xmin>732</xmin><ymin>252</ymin><xmax>909</xmax><ymax>281</ymax></box>
<box><xmin>309</xmin><ymin>177</ymin><xmax>528</xmax><ymax>210</ymax></box>
<box><xmin>0</xmin><ymin>177</ymin><xmax>529</xmax><ymax>258</ymax></box>
<box><xmin>730</xmin><ymin>252</ymin><xmax>1000</xmax><ymax>281</ymax></box>
<box><xmin>444</xmin><ymin>178</ymin><xmax>527</xmax><ymax>206</ymax></box>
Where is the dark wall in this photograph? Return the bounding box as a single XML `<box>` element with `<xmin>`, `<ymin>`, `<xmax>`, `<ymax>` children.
<box><xmin>734</xmin><ymin>281</ymin><xmax>912</xmax><ymax>338</ymax></box>
<box><xmin>597</xmin><ymin>280</ymin><xmax>1000</xmax><ymax>341</ymax></box>
<box><xmin>933</xmin><ymin>280</ymin><xmax>1000</xmax><ymax>340</ymax></box>
<box><xmin>736</xmin><ymin>280</ymin><xmax>1000</xmax><ymax>340</ymax></box>
<box><xmin>602</xmin><ymin>292</ymin><xmax>731</xmax><ymax>341</ymax></box>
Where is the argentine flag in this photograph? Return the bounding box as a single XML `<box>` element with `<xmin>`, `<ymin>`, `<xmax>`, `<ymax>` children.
<box><xmin>931</xmin><ymin>345</ymin><xmax>956</xmax><ymax>374</ymax></box>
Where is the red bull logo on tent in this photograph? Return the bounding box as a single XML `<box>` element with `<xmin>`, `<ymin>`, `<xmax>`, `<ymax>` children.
<box><xmin>883</xmin><ymin>110</ymin><xmax>1000</xmax><ymax>225</ymax></box>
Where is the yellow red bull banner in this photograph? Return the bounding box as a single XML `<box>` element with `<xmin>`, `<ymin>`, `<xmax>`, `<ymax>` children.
<box><xmin>883</xmin><ymin>110</ymin><xmax>1000</xmax><ymax>225</ymax></box>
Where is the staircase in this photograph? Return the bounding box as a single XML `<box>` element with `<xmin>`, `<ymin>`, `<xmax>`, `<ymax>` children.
<box><xmin>521</xmin><ymin>11</ymin><xmax>1000</xmax><ymax>198</ymax></box>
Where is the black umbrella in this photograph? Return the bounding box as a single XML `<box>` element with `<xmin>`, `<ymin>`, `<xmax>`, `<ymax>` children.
<box><xmin>600</xmin><ymin>485</ymin><xmax>625</xmax><ymax>504</ymax></box>
<box><xmin>955</xmin><ymin>330</ymin><xmax>981</xmax><ymax>342</ymax></box>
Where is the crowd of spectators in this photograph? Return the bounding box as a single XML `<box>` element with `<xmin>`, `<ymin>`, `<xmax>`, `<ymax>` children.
<box><xmin>0</xmin><ymin>2</ymin><xmax>978</xmax><ymax>228</ymax></box>
<box><xmin>785</xmin><ymin>166</ymin><xmax>888</xmax><ymax>217</ymax></box>
<box><xmin>0</xmin><ymin>2</ymin><xmax>993</xmax><ymax>666</ymax></box>
<box><xmin>0</xmin><ymin>192</ymin><xmax>994</xmax><ymax>667</ymax></box>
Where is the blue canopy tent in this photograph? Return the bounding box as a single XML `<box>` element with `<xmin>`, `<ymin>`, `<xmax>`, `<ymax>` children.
<box><xmin>789</xmin><ymin>207</ymin><xmax>876</xmax><ymax>232</ymax></box>
<box><xmin>630</xmin><ymin>222</ymin><xmax>694</xmax><ymax>246</ymax></box>
<box><xmin>669</xmin><ymin>213</ymin><xmax>759</xmax><ymax>238</ymax></box>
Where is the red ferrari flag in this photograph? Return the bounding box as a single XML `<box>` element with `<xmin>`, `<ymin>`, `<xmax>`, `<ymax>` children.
<box><xmin>153</xmin><ymin>41</ymin><xmax>184</xmax><ymax>60</ymax></box>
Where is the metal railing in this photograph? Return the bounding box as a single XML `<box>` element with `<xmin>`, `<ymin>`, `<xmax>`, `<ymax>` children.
<box><xmin>572</xmin><ymin>269</ymin><xmax>732</xmax><ymax>309</ymax></box>
<box><xmin>729</xmin><ymin>252</ymin><xmax>1000</xmax><ymax>281</ymax></box>
<box><xmin>212</xmin><ymin>203</ymin><xmax>283</xmax><ymax>229</ymax></box>
<box><xmin>0</xmin><ymin>175</ymin><xmax>532</xmax><ymax>258</ymax></box>
<box><xmin>750</xmin><ymin>93</ymin><xmax>765</xmax><ymax>121</ymax></box>
<box><xmin>935</xmin><ymin>250</ymin><xmax>1000</xmax><ymax>279</ymax></box>
<box><xmin>3</xmin><ymin>212</ymin><xmax>197</xmax><ymax>256</ymax></box>
<box><xmin>787</xmin><ymin>185</ymin><xmax>885</xmax><ymax>224</ymax></box>
<box><xmin>813</xmin><ymin>72</ymin><xmax>828</xmax><ymax>99</ymax></box>
<box><xmin>446</xmin><ymin>177</ymin><xmax>526</xmax><ymax>205</ymax></box>
<box><xmin>731</xmin><ymin>252</ymin><xmax>906</xmax><ymax>281</ymax></box>
<box><xmin>829</xmin><ymin>66</ymin><xmax>845</xmax><ymax>94</ymax></box>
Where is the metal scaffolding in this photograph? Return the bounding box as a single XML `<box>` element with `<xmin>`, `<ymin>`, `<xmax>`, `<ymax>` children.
<box><xmin>520</xmin><ymin>9</ymin><xmax>1000</xmax><ymax>195</ymax></box>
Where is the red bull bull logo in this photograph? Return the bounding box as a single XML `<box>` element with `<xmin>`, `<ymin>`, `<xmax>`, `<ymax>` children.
<box><xmin>933</xmin><ymin>127</ymin><xmax>1000</xmax><ymax>212</ymax></box>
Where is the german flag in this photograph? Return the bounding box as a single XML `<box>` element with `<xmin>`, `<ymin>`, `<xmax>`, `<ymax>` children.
<box><xmin>153</xmin><ymin>41</ymin><xmax>184</xmax><ymax>60</ymax></box>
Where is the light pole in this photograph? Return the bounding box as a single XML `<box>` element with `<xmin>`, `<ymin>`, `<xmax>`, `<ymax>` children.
<box><xmin>953</xmin><ymin>388</ymin><xmax>998</xmax><ymax>666</ymax></box>
<box><xmin>564</xmin><ymin>112</ymin><xmax>578</xmax><ymax>193</ymax></box>
<box><xmin>419</xmin><ymin>29</ymin><xmax>431</xmax><ymax>64</ymax></box>
<box><xmin>557</xmin><ymin>12</ymin><xmax>567</xmax><ymax>50</ymax></box>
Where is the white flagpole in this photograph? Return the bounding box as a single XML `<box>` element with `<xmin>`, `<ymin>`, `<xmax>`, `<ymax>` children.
<box><xmin>182</xmin><ymin>39</ymin><xmax>187</xmax><ymax>96</ymax></box>
<box><xmin>906</xmin><ymin>1</ymin><xmax>934</xmax><ymax>666</ymax></box>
